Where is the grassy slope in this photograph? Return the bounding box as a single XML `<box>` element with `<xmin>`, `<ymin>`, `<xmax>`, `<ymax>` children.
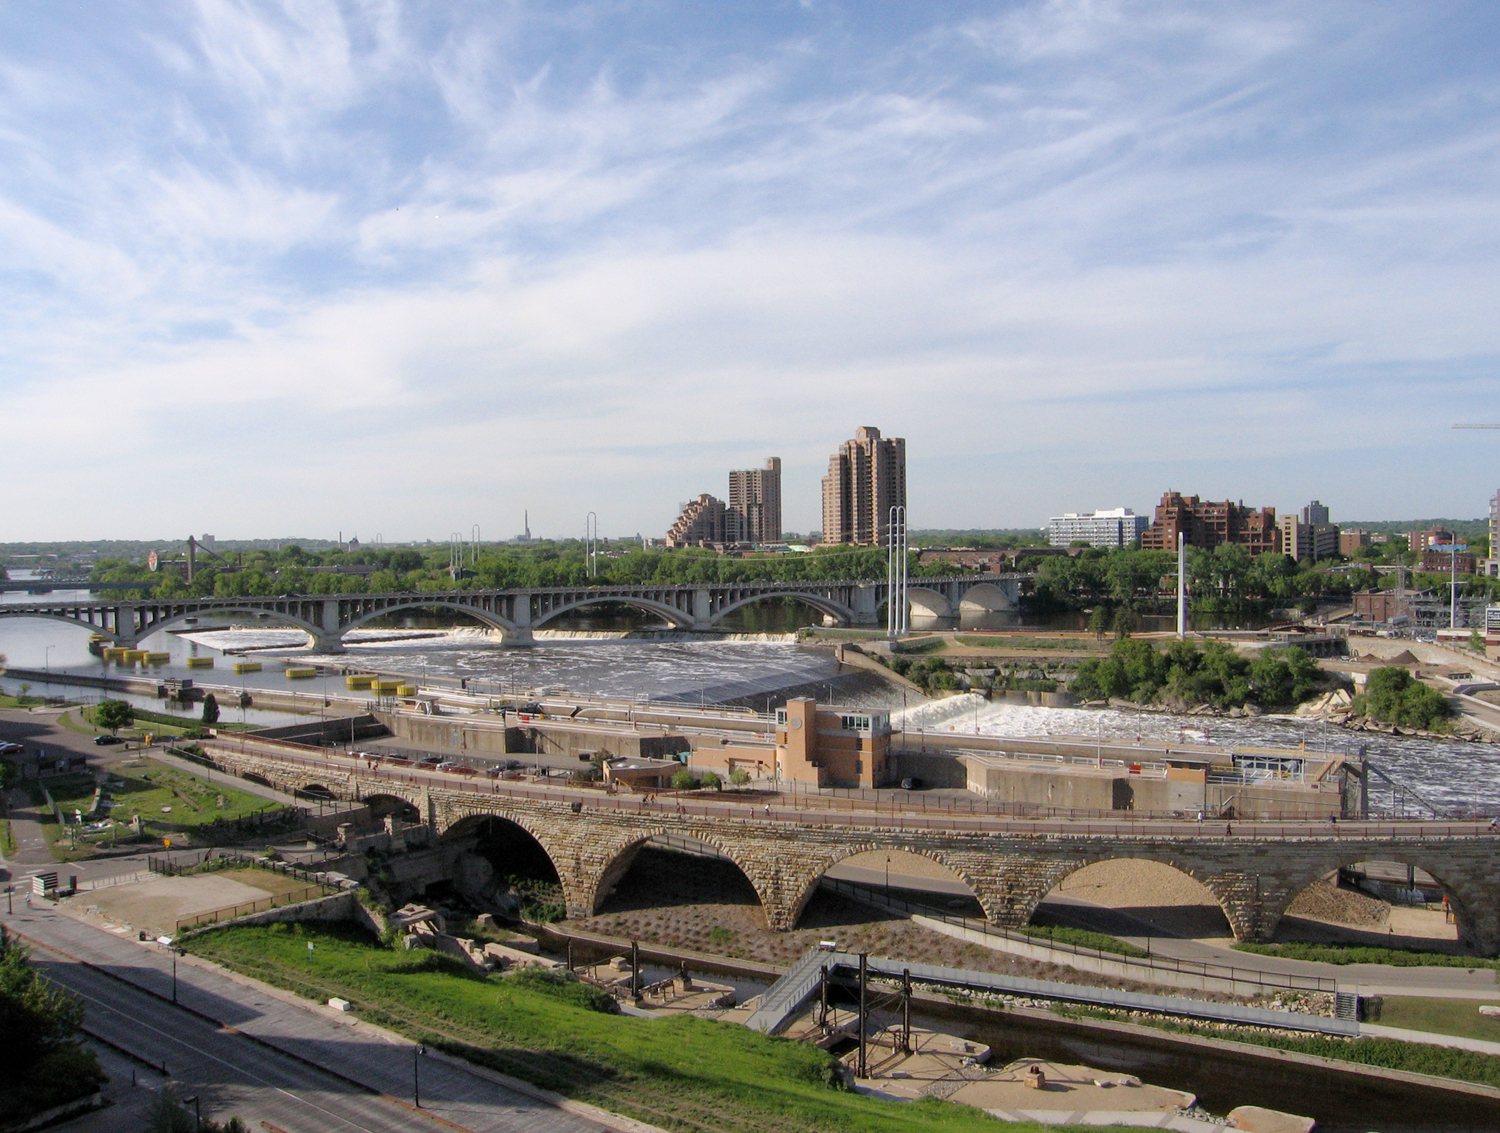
<box><xmin>186</xmin><ymin>922</ymin><xmax>1155</xmax><ymax>1133</ymax></box>
<box><xmin>1376</xmin><ymin>996</ymin><xmax>1500</xmax><ymax>1043</ymax></box>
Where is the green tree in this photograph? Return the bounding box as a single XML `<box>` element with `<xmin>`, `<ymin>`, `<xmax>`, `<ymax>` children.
<box><xmin>699</xmin><ymin>771</ymin><xmax>722</xmax><ymax>791</ymax></box>
<box><xmin>95</xmin><ymin>698</ymin><xmax>134</xmax><ymax>734</ymax></box>
<box><xmin>201</xmin><ymin>693</ymin><xmax>220</xmax><ymax>726</ymax></box>
<box><xmin>729</xmin><ymin>767</ymin><xmax>751</xmax><ymax>788</ymax></box>
<box><xmin>669</xmin><ymin>769</ymin><xmax>697</xmax><ymax>791</ymax></box>
<box><xmin>1355</xmin><ymin>667</ymin><xmax>1454</xmax><ymax>731</ymax></box>
<box><xmin>0</xmin><ymin>932</ymin><xmax>104</xmax><ymax>1117</ymax></box>
<box><xmin>1087</xmin><ymin>606</ymin><xmax>1109</xmax><ymax>641</ymax></box>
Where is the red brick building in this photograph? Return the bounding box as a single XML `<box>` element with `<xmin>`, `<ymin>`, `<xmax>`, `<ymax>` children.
<box><xmin>1139</xmin><ymin>492</ymin><xmax>1282</xmax><ymax>555</ymax></box>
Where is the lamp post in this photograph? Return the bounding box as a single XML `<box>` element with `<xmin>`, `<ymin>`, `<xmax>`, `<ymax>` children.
<box><xmin>44</xmin><ymin>646</ymin><xmax>53</xmax><ymax>674</ymax></box>
<box><xmin>171</xmin><ymin>945</ymin><xmax>182</xmax><ymax>1004</ymax></box>
<box><xmin>414</xmin><ymin>1043</ymin><xmax>426</xmax><ymax>1107</ymax></box>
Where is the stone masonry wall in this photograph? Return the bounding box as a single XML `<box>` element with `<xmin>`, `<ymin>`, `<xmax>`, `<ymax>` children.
<box><xmin>203</xmin><ymin>742</ymin><xmax>1500</xmax><ymax>953</ymax></box>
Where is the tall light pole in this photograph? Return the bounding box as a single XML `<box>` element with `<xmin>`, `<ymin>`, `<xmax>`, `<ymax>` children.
<box><xmin>1431</xmin><ymin>542</ymin><xmax>1467</xmax><ymax>630</ymax></box>
<box><xmin>886</xmin><ymin>505</ymin><xmax>907</xmax><ymax>639</ymax></box>
<box><xmin>44</xmin><ymin>645</ymin><xmax>53</xmax><ymax>674</ymax></box>
<box><xmin>414</xmin><ymin>1043</ymin><xmax>426</xmax><ymax>1107</ymax></box>
<box><xmin>585</xmin><ymin>512</ymin><xmax>599</xmax><ymax>579</ymax></box>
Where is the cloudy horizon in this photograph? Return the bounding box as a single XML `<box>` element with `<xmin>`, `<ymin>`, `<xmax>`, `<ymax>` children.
<box><xmin>4</xmin><ymin>1</ymin><xmax>1498</xmax><ymax>541</ymax></box>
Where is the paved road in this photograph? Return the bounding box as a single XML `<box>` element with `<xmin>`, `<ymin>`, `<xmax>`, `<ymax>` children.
<box><xmin>0</xmin><ymin>901</ymin><xmax>645</xmax><ymax>1133</ymax></box>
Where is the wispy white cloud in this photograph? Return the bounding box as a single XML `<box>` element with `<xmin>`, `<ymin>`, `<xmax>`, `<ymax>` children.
<box><xmin>1</xmin><ymin>0</ymin><xmax>1498</xmax><ymax>539</ymax></box>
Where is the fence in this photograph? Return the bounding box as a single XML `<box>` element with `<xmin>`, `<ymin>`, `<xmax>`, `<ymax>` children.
<box><xmin>174</xmin><ymin>884</ymin><xmax>332</xmax><ymax>933</ymax></box>
<box><xmin>819</xmin><ymin>876</ymin><xmax>1338</xmax><ymax>996</ymax></box>
<box><xmin>212</xmin><ymin>741</ymin><xmax>1499</xmax><ymax>838</ymax></box>
<box><xmin>149</xmin><ymin>847</ymin><xmax>340</xmax><ymax>889</ymax></box>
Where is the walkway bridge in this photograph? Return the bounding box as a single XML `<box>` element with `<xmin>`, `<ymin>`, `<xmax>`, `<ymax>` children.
<box><xmin>202</xmin><ymin>740</ymin><xmax>1500</xmax><ymax>955</ymax></box>
<box><xmin>0</xmin><ymin>575</ymin><xmax>1019</xmax><ymax>651</ymax></box>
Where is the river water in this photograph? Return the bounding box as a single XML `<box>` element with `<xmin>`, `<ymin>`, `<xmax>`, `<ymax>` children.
<box><xmin>3</xmin><ymin>584</ymin><xmax>1498</xmax><ymax>814</ymax></box>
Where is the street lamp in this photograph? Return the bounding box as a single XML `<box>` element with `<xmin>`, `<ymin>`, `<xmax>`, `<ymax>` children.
<box><xmin>170</xmin><ymin>945</ymin><xmax>183</xmax><ymax>1004</ymax></box>
<box><xmin>44</xmin><ymin>646</ymin><xmax>53</xmax><ymax>674</ymax></box>
<box><xmin>414</xmin><ymin>1043</ymin><xmax>426</xmax><ymax>1107</ymax></box>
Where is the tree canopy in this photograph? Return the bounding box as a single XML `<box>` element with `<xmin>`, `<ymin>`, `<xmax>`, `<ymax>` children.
<box><xmin>0</xmin><ymin>931</ymin><xmax>104</xmax><ymax>1117</ymax></box>
<box><xmin>1353</xmin><ymin>668</ymin><xmax>1454</xmax><ymax>732</ymax></box>
<box><xmin>1071</xmin><ymin>640</ymin><xmax>1322</xmax><ymax>710</ymax></box>
<box><xmin>95</xmin><ymin>698</ymin><xmax>134</xmax><ymax>734</ymax></box>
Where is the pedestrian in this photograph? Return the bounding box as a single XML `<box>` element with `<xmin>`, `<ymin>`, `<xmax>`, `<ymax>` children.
<box><xmin>1488</xmin><ymin>816</ymin><xmax>1498</xmax><ymax>832</ymax></box>
<box><xmin>1196</xmin><ymin>810</ymin><xmax>1203</xmax><ymax>823</ymax></box>
<box><xmin>764</xmin><ymin>804</ymin><xmax>771</xmax><ymax>818</ymax></box>
<box><xmin>1224</xmin><ymin>823</ymin><xmax>1232</xmax><ymax>836</ymax></box>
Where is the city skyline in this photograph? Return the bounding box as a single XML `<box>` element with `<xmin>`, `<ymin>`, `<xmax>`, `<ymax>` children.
<box><xmin>3</xmin><ymin>2</ymin><xmax>1499</xmax><ymax>541</ymax></box>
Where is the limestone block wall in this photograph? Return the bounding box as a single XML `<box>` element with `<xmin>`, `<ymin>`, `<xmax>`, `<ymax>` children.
<box><xmin>201</xmin><ymin>743</ymin><xmax>1500</xmax><ymax>954</ymax></box>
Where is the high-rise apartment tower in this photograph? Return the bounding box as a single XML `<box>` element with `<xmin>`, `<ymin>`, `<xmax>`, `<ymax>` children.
<box><xmin>728</xmin><ymin>457</ymin><xmax>782</xmax><ymax>545</ymax></box>
<box><xmin>821</xmin><ymin>426</ymin><xmax>906</xmax><ymax>546</ymax></box>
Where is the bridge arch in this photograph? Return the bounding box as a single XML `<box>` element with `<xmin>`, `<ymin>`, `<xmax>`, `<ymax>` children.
<box><xmin>439</xmin><ymin>810</ymin><xmax>569</xmax><ymax>899</ymax></box>
<box><xmin>906</xmin><ymin>587</ymin><xmax>954</xmax><ymax>620</ymax></box>
<box><xmin>0</xmin><ymin>607</ymin><xmax>124</xmax><ymax>642</ymax></box>
<box><xmin>361</xmin><ymin>793</ymin><xmax>421</xmax><ymax>824</ymax></box>
<box><xmin>1275</xmin><ymin>849</ymin><xmax>1481</xmax><ymax>951</ymax></box>
<box><xmin>136</xmin><ymin>607</ymin><xmax>324</xmax><ymax>643</ymax></box>
<box><xmin>1023</xmin><ymin>851</ymin><xmax>1243</xmax><ymax>940</ymax></box>
<box><xmin>788</xmin><ymin>843</ymin><xmax>991</xmax><ymax>929</ymax></box>
<box><xmin>532</xmin><ymin>596</ymin><xmax>692</xmax><ymax>631</ymax></box>
<box><xmin>586</xmin><ymin>830</ymin><xmax>773</xmax><ymax>925</ymax></box>
<box><xmin>342</xmin><ymin>600</ymin><xmax>522</xmax><ymax>643</ymax></box>
<box><xmin>958</xmin><ymin>581</ymin><xmax>1017</xmax><ymax>615</ymax></box>
<box><xmin>708</xmin><ymin>591</ymin><xmax>854</xmax><ymax>629</ymax></box>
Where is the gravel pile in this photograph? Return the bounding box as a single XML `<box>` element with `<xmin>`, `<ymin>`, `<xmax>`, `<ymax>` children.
<box><xmin>1285</xmin><ymin>880</ymin><xmax>1389</xmax><ymax>928</ymax></box>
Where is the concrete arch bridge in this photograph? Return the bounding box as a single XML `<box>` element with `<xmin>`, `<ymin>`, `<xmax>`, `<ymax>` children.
<box><xmin>208</xmin><ymin>743</ymin><xmax>1500</xmax><ymax>955</ymax></box>
<box><xmin>0</xmin><ymin>575</ymin><xmax>1019</xmax><ymax>651</ymax></box>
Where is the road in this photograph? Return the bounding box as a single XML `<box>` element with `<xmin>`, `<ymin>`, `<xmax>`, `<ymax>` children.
<box><xmin>0</xmin><ymin>900</ymin><xmax>643</xmax><ymax>1133</ymax></box>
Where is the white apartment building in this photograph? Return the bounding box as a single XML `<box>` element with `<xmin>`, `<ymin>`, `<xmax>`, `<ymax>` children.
<box><xmin>1047</xmin><ymin>508</ymin><xmax>1147</xmax><ymax>549</ymax></box>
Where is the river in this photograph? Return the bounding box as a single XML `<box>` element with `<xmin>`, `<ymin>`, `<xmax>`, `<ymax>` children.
<box><xmin>3</xmin><ymin>583</ymin><xmax>1498</xmax><ymax>815</ymax></box>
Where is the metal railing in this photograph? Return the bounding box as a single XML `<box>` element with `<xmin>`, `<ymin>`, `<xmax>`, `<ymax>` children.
<box><xmin>174</xmin><ymin>883</ymin><xmax>334</xmax><ymax>933</ymax></box>
<box><xmin>820</xmin><ymin>876</ymin><xmax>1338</xmax><ymax>996</ymax></box>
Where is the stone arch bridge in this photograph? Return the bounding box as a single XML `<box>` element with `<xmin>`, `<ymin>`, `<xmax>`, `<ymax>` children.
<box><xmin>0</xmin><ymin>575</ymin><xmax>1019</xmax><ymax>651</ymax></box>
<box><xmin>210</xmin><ymin>743</ymin><xmax>1500</xmax><ymax>955</ymax></box>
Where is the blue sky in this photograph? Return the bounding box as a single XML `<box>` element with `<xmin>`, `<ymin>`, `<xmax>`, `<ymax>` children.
<box><xmin>3</xmin><ymin>1</ymin><xmax>1498</xmax><ymax>542</ymax></box>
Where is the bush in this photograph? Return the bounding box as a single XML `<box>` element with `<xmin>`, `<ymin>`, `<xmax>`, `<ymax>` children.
<box><xmin>669</xmin><ymin>769</ymin><xmax>697</xmax><ymax>791</ymax></box>
<box><xmin>506</xmin><ymin>967</ymin><xmax>619</xmax><ymax>1013</ymax></box>
<box><xmin>699</xmin><ymin>771</ymin><xmax>722</xmax><ymax>791</ymax></box>
<box><xmin>1353</xmin><ymin>667</ymin><xmax>1454</xmax><ymax>731</ymax></box>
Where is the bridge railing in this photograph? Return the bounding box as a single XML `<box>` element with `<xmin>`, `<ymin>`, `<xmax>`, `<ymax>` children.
<box><xmin>207</xmin><ymin>739</ymin><xmax>1497</xmax><ymax>837</ymax></box>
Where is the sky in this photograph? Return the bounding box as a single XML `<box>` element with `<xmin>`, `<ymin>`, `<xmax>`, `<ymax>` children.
<box><xmin>3</xmin><ymin>1</ymin><xmax>1499</xmax><ymax>543</ymax></box>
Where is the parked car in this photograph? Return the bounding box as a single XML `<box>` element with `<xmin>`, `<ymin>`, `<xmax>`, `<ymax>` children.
<box><xmin>93</xmin><ymin>735</ymin><xmax>123</xmax><ymax>746</ymax></box>
<box><xmin>0</xmin><ymin>741</ymin><xmax>23</xmax><ymax>755</ymax></box>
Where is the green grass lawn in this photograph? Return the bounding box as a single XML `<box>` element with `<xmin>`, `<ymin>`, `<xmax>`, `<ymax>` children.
<box><xmin>1375</xmin><ymin>996</ymin><xmax>1500</xmax><ymax>1041</ymax></box>
<box><xmin>39</xmin><ymin>757</ymin><xmax>282</xmax><ymax>858</ymax></box>
<box><xmin>186</xmin><ymin>922</ymin><xmax>1154</xmax><ymax>1133</ymax></box>
<box><xmin>1233</xmin><ymin>941</ymin><xmax>1500</xmax><ymax>971</ymax></box>
<box><xmin>1017</xmin><ymin>924</ymin><xmax>1147</xmax><ymax>958</ymax></box>
<box><xmin>951</xmin><ymin>636</ymin><xmax>1097</xmax><ymax>652</ymax></box>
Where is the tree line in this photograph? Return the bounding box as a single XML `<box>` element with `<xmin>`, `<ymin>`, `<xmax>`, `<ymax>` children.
<box><xmin>1070</xmin><ymin>638</ymin><xmax>1324</xmax><ymax>711</ymax></box>
<box><xmin>87</xmin><ymin>542</ymin><xmax>970</xmax><ymax>599</ymax></box>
